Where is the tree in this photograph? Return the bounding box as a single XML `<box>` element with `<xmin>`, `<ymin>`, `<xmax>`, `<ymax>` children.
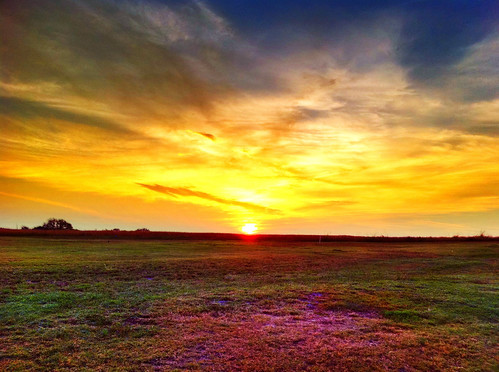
<box><xmin>35</xmin><ymin>218</ymin><xmax>73</xmax><ymax>230</ymax></box>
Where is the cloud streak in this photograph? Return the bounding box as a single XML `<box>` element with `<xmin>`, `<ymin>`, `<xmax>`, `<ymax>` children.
<box><xmin>0</xmin><ymin>191</ymin><xmax>104</xmax><ymax>218</ymax></box>
<box><xmin>0</xmin><ymin>96</ymin><xmax>136</xmax><ymax>135</ymax></box>
<box><xmin>195</xmin><ymin>132</ymin><xmax>216</xmax><ymax>141</ymax></box>
<box><xmin>137</xmin><ymin>183</ymin><xmax>279</xmax><ymax>214</ymax></box>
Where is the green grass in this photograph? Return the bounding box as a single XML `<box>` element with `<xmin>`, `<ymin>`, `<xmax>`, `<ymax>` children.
<box><xmin>0</xmin><ymin>238</ymin><xmax>497</xmax><ymax>371</ymax></box>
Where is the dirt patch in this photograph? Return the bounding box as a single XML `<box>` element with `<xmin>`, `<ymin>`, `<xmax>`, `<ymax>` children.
<box><xmin>143</xmin><ymin>292</ymin><xmax>480</xmax><ymax>371</ymax></box>
<box><xmin>147</xmin><ymin>300</ymin><xmax>390</xmax><ymax>371</ymax></box>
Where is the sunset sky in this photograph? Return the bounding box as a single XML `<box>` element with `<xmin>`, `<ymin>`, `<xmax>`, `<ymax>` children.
<box><xmin>1</xmin><ymin>0</ymin><xmax>498</xmax><ymax>235</ymax></box>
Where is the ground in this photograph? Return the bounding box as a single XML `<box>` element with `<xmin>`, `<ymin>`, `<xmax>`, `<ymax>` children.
<box><xmin>0</xmin><ymin>237</ymin><xmax>497</xmax><ymax>371</ymax></box>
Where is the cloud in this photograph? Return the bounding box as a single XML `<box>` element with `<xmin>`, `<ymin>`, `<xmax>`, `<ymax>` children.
<box><xmin>396</xmin><ymin>0</ymin><xmax>498</xmax><ymax>86</ymax></box>
<box><xmin>137</xmin><ymin>183</ymin><xmax>279</xmax><ymax>214</ymax></box>
<box><xmin>0</xmin><ymin>96</ymin><xmax>136</xmax><ymax>135</ymax></box>
<box><xmin>195</xmin><ymin>132</ymin><xmax>216</xmax><ymax>141</ymax></box>
<box><xmin>436</xmin><ymin>35</ymin><xmax>499</xmax><ymax>102</ymax></box>
<box><xmin>295</xmin><ymin>200</ymin><xmax>356</xmax><ymax>212</ymax></box>
<box><xmin>0</xmin><ymin>191</ymin><xmax>104</xmax><ymax>218</ymax></box>
<box><xmin>210</xmin><ymin>0</ymin><xmax>498</xmax><ymax>101</ymax></box>
<box><xmin>0</xmin><ymin>0</ymin><xmax>259</xmax><ymax>126</ymax></box>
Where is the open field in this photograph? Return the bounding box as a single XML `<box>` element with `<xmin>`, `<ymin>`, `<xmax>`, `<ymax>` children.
<box><xmin>0</xmin><ymin>237</ymin><xmax>497</xmax><ymax>371</ymax></box>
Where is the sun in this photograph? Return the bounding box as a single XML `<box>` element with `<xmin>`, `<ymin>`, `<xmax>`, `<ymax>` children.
<box><xmin>241</xmin><ymin>223</ymin><xmax>258</xmax><ymax>235</ymax></box>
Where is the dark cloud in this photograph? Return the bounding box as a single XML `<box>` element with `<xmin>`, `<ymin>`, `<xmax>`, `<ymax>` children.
<box><xmin>296</xmin><ymin>108</ymin><xmax>331</xmax><ymax>120</ymax></box>
<box><xmin>0</xmin><ymin>96</ymin><xmax>136</xmax><ymax>134</ymax></box>
<box><xmin>137</xmin><ymin>183</ymin><xmax>279</xmax><ymax>214</ymax></box>
<box><xmin>195</xmin><ymin>132</ymin><xmax>216</xmax><ymax>141</ymax></box>
<box><xmin>0</xmin><ymin>0</ymin><xmax>262</xmax><ymax>123</ymax></box>
<box><xmin>466</xmin><ymin>124</ymin><xmax>499</xmax><ymax>136</ymax></box>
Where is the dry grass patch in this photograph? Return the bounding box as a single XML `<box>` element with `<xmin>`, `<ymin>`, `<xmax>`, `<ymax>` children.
<box><xmin>144</xmin><ymin>294</ymin><xmax>494</xmax><ymax>371</ymax></box>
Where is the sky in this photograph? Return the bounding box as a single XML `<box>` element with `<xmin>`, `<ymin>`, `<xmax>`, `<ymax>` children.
<box><xmin>1</xmin><ymin>0</ymin><xmax>498</xmax><ymax>235</ymax></box>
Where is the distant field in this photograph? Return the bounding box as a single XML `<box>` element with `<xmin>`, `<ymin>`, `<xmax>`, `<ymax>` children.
<box><xmin>0</xmin><ymin>237</ymin><xmax>497</xmax><ymax>371</ymax></box>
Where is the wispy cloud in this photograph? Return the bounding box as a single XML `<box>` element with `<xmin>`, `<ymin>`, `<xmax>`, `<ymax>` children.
<box><xmin>0</xmin><ymin>96</ymin><xmax>136</xmax><ymax>135</ymax></box>
<box><xmin>195</xmin><ymin>132</ymin><xmax>216</xmax><ymax>141</ymax></box>
<box><xmin>0</xmin><ymin>191</ymin><xmax>104</xmax><ymax>218</ymax></box>
<box><xmin>137</xmin><ymin>183</ymin><xmax>279</xmax><ymax>214</ymax></box>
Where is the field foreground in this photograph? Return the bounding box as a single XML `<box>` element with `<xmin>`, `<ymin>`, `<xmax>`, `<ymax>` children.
<box><xmin>0</xmin><ymin>238</ymin><xmax>497</xmax><ymax>371</ymax></box>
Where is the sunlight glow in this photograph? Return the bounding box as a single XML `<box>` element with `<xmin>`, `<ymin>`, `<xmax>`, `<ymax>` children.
<box><xmin>241</xmin><ymin>223</ymin><xmax>258</xmax><ymax>235</ymax></box>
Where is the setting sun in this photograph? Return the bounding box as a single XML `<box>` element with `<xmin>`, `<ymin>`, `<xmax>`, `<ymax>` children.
<box><xmin>241</xmin><ymin>223</ymin><xmax>258</xmax><ymax>235</ymax></box>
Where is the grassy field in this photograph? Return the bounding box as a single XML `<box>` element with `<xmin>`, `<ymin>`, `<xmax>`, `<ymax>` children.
<box><xmin>0</xmin><ymin>237</ymin><xmax>497</xmax><ymax>371</ymax></box>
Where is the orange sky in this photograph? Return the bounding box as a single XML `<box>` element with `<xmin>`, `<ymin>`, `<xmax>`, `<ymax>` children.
<box><xmin>1</xmin><ymin>0</ymin><xmax>498</xmax><ymax>235</ymax></box>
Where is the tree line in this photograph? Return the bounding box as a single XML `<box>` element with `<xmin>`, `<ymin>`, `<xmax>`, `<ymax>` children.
<box><xmin>20</xmin><ymin>219</ymin><xmax>150</xmax><ymax>232</ymax></box>
<box><xmin>22</xmin><ymin>218</ymin><xmax>73</xmax><ymax>230</ymax></box>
